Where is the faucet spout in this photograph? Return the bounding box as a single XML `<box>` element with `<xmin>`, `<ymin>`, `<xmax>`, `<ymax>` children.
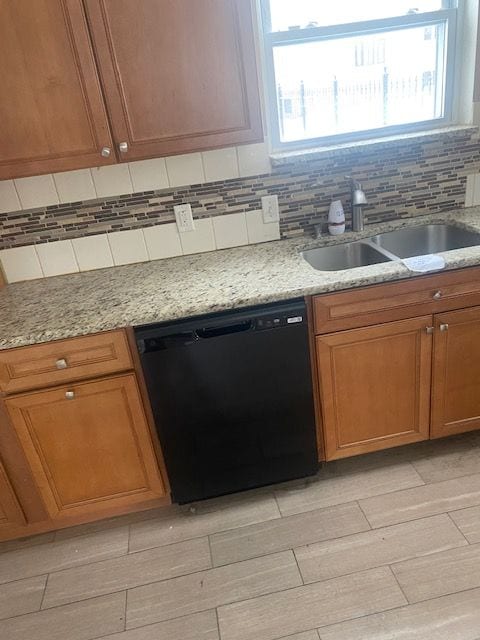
<box><xmin>348</xmin><ymin>178</ymin><xmax>367</xmax><ymax>232</ymax></box>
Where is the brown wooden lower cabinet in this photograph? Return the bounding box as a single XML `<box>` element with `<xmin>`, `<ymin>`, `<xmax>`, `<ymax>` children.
<box><xmin>431</xmin><ymin>305</ymin><xmax>480</xmax><ymax>439</ymax></box>
<box><xmin>4</xmin><ymin>374</ymin><xmax>167</xmax><ymax>523</ymax></box>
<box><xmin>0</xmin><ymin>458</ymin><xmax>26</xmax><ymax>533</ymax></box>
<box><xmin>316</xmin><ymin>316</ymin><xmax>433</xmax><ymax>460</ymax></box>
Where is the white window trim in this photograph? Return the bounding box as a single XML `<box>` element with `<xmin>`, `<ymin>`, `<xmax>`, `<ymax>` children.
<box><xmin>259</xmin><ymin>1</ymin><xmax>461</xmax><ymax>152</ymax></box>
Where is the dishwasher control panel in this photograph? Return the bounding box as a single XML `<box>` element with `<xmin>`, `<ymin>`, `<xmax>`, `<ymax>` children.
<box><xmin>256</xmin><ymin>312</ymin><xmax>304</xmax><ymax>330</ymax></box>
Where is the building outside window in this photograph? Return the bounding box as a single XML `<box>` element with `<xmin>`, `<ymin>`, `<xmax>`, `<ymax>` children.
<box><xmin>260</xmin><ymin>1</ymin><xmax>458</xmax><ymax>149</ymax></box>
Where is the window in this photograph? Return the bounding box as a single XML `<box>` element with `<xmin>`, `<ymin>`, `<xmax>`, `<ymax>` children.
<box><xmin>260</xmin><ymin>1</ymin><xmax>458</xmax><ymax>149</ymax></box>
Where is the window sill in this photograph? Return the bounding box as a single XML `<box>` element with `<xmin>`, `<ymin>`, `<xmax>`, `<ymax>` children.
<box><xmin>269</xmin><ymin>125</ymin><xmax>478</xmax><ymax>167</ymax></box>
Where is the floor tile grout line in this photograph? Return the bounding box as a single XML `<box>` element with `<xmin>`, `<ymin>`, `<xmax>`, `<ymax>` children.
<box><xmin>277</xmin><ymin>479</ymin><xmax>427</xmax><ymax>519</ymax></box>
<box><xmin>273</xmin><ymin>494</ymin><xmax>284</xmax><ymax>518</ymax></box>
<box><xmin>292</xmin><ymin>547</ymin><xmax>305</xmax><ymax>585</ymax></box>
<box><xmin>126</xmin><ymin>523</ymin><xmax>132</xmax><ymax>554</ymax></box>
<box><xmin>358</xmin><ymin>503</ymin><xmax>480</xmax><ymax>531</ymax></box>
<box><xmin>0</xmin><ymin>550</ymin><xmax>131</xmax><ymax>589</ymax></box>
<box><xmin>388</xmin><ymin>540</ymin><xmax>480</xmax><ymax>575</ymax></box>
<box><xmin>214</xmin><ymin>607</ymin><xmax>221</xmax><ymax>640</ymax></box>
<box><xmin>446</xmin><ymin>510</ymin><xmax>472</xmax><ymax>544</ymax></box>
<box><xmin>387</xmin><ymin>564</ymin><xmax>410</xmax><ymax>605</ymax></box>
<box><xmin>123</xmin><ymin>589</ymin><xmax>128</xmax><ymax>631</ymax></box>
<box><xmin>38</xmin><ymin>573</ymin><xmax>50</xmax><ymax>612</ymax></box>
<box><xmin>389</xmin><ymin>581</ymin><xmax>480</xmax><ymax>608</ymax></box>
<box><xmin>0</xmin><ymin>572</ymin><xmax>50</xmax><ymax>589</ymax></box>
<box><xmin>356</xmin><ymin>499</ymin><xmax>375</xmax><ymax>530</ymax></box>
<box><xmin>207</xmin><ymin>534</ymin><xmax>214</xmax><ymax>569</ymax></box>
<box><xmin>0</xmin><ymin>588</ymin><xmax>129</xmax><ymax>625</ymax></box>
<box><xmin>128</xmin><ymin>508</ymin><xmax>284</xmax><ymax>554</ymax></box>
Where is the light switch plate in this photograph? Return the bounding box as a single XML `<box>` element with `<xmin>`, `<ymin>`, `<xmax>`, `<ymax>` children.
<box><xmin>174</xmin><ymin>204</ymin><xmax>195</xmax><ymax>233</ymax></box>
<box><xmin>262</xmin><ymin>195</ymin><xmax>280</xmax><ymax>223</ymax></box>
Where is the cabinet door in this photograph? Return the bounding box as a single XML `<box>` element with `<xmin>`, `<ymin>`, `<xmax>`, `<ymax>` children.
<box><xmin>0</xmin><ymin>459</ymin><xmax>26</xmax><ymax>531</ymax></box>
<box><xmin>0</xmin><ymin>0</ymin><xmax>114</xmax><ymax>179</ymax></box>
<box><xmin>317</xmin><ymin>317</ymin><xmax>433</xmax><ymax>460</ymax></box>
<box><xmin>84</xmin><ymin>0</ymin><xmax>263</xmax><ymax>160</ymax></box>
<box><xmin>431</xmin><ymin>306</ymin><xmax>480</xmax><ymax>438</ymax></box>
<box><xmin>5</xmin><ymin>374</ymin><xmax>167</xmax><ymax>522</ymax></box>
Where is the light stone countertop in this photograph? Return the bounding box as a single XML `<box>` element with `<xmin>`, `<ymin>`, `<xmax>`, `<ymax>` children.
<box><xmin>1</xmin><ymin>207</ymin><xmax>480</xmax><ymax>350</ymax></box>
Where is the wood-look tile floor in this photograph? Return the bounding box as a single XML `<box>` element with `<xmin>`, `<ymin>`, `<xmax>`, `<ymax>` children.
<box><xmin>4</xmin><ymin>432</ymin><xmax>480</xmax><ymax>640</ymax></box>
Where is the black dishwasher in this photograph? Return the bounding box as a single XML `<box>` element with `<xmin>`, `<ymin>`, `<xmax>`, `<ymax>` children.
<box><xmin>135</xmin><ymin>299</ymin><xmax>318</xmax><ymax>503</ymax></box>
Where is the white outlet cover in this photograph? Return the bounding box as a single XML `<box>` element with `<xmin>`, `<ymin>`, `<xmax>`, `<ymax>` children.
<box><xmin>261</xmin><ymin>195</ymin><xmax>280</xmax><ymax>223</ymax></box>
<box><xmin>174</xmin><ymin>204</ymin><xmax>195</xmax><ymax>233</ymax></box>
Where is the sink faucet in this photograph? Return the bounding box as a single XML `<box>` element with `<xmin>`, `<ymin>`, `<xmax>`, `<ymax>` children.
<box><xmin>348</xmin><ymin>177</ymin><xmax>368</xmax><ymax>232</ymax></box>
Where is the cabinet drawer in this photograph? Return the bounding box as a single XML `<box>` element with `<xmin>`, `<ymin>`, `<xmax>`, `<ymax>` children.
<box><xmin>0</xmin><ymin>330</ymin><xmax>133</xmax><ymax>394</ymax></box>
<box><xmin>313</xmin><ymin>267</ymin><xmax>480</xmax><ymax>334</ymax></box>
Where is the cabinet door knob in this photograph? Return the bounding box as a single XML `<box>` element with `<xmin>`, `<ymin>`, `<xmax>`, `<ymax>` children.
<box><xmin>426</xmin><ymin>326</ymin><xmax>434</xmax><ymax>334</ymax></box>
<box><xmin>101</xmin><ymin>147</ymin><xmax>111</xmax><ymax>158</ymax></box>
<box><xmin>65</xmin><ymin>391</ymin><xmax>75</xmax><ymax>400</ymax></box>
<box><xmin>118</xmin><ymin>142</ymin><xmax>128</xmax><ymax>153</ymax></box>
<box><xmin>433</xmin><ymin>290</ymin><xmax>443</xmax><ymax>300</ymax></box>
<box><xmin>440</xmin><ymin>323</ymin><xmax>449</xmax><ymax>332</ymax></box>
<box><xmin>56</xmin><ymin>358</ymin><xmax>68</xmax><ymax>370</ymax></box>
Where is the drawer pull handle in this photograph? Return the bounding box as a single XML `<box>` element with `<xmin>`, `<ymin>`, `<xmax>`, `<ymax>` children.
<box><xmin>56</xmin><ymin>359</ymin><xmax>68</xmax><ymax>370</ymax></box>
<box><xmin>65</xmin><ymin>391</ymin><xmax>75</xmax><ymax>400</ymax></box>
<box><xmin>433</xmin><ymin>290</ymin><xmax>443</xmax><ymax>300</ymax></box>
<box><xmin>426</xmin><ymin>326</ymin><xmax>434</xmax><ymax>334</ymax></box>
<box><xmin>440</xmin><ymin>323</ymin><xmax>449</xmax><ymax>332</ymax></box>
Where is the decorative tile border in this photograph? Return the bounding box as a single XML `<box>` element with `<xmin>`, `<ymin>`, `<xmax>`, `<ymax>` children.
<box><xmin>0</xmin><ymin>127</ymin><xmax>478</xmax><ymax>254</ymax></box>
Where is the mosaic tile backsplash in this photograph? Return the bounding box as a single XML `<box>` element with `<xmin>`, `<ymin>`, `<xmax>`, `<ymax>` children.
<box><xmin>1</xmin><ymin>127</ymin><xmax>478</xmax><ymax>251</ymax></box>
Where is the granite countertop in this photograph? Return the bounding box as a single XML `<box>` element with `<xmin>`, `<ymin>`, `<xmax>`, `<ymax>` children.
<box><xmin>2</xmin><ymin>207</ymin><xmax>480</xmax><ymax>350</ymax></box>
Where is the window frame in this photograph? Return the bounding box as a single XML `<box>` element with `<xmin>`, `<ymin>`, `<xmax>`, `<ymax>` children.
<box><xmin>260</xmin><ymin>1</ymin><xmax>459</xmax><ymax>151</ymax></box>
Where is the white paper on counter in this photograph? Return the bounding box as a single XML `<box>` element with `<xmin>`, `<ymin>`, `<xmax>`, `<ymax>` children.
<box><xmin>402</xmin><ymin>254</ymin><xmax>446</xmax><ymax>273</ymax></box>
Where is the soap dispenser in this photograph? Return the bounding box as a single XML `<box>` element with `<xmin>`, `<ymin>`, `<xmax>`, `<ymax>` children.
<box><xmin>328</xmin><ymin>200</ymin><xmax>345</xmax><ymax>235</ymax></box>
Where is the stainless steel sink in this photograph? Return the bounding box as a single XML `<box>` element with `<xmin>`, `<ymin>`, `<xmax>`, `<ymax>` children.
<box><xmin>302</xmin><ymin>241</ymin><xmax>392</xmax><ymax>271</ymax></box>
<box><xmin>370</xmin><ymin>224</ymin><xmax>480</xmax><ymax>258</ymax></box>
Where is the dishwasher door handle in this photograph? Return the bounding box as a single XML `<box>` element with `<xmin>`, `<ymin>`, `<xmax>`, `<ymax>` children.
<box><xmin>195</xmin><ymin>320</ymin><xmax>253</xmax><ymax>339</ymax></box>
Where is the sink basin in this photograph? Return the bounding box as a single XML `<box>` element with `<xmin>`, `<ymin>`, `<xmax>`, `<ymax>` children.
<box><xmin>370</xmin><ymin>224</ymin><xmax>480</xmax><ymax>258</ymax></box>
<box><xmin>302</xmin><ymin>241</ymin><xmax>392</xmax><ymax>271</ymax></box>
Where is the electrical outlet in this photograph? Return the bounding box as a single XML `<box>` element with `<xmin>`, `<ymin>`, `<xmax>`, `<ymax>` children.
<box><xmin>174</xmin><ymin>204</ymin><xmax>195</xmax><ymax>233</ymax></box>
<box><xmin>261</xmin><ymin>195</ymin><xmax>279</xmax><ymax>223</ymax></box>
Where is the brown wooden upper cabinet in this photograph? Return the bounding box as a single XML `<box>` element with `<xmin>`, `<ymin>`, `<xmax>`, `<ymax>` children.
<box><xmin>84</xmin><ymin>0</ymin><xmax>263</xmax><ymax>160</ymax></box>
<box><xmin>0</xmin><ymin>0</ymin><xmax>115</xmax><ymax>180</ymax></box>
<box><xmin>0</xmin><ymin>0</ymin><xmax>263</xmax><ymax>179</ymax></box>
